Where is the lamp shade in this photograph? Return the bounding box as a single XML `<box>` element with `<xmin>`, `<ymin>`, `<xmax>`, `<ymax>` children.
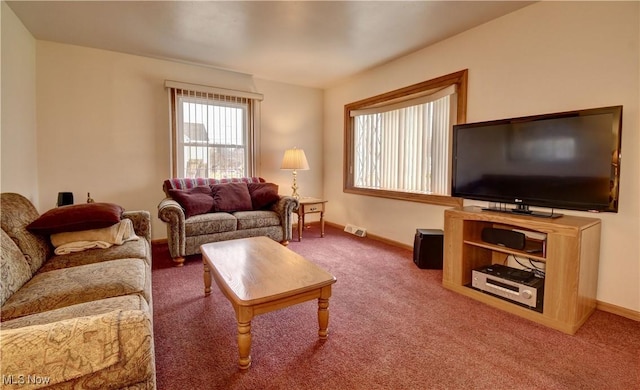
<box><xmin>280</xmin><ymin>148</ymin><xmax>310</xmax><ymax>170</ymax></box>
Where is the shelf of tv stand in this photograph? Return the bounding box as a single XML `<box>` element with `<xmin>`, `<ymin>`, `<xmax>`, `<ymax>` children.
<box><xmin>461</xmin><ymin>239</ymin><xmax>547</xmax><ymax>263</ymax></box>
<box><xmin>443</xmin><ymin>206</ymin><xmax>601</xmax><ymax>335</ymax></box>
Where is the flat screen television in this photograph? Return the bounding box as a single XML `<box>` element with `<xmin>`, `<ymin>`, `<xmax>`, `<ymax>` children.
<box><xmin>451</xmin><ymin>105</ymin><xmax>622</xmax><ymax>217</ymax></box>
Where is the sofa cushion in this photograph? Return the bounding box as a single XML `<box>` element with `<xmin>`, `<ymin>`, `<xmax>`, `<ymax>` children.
<box><xmin>0</xmin><ymin>258</ymin><xmax>148</xmax><ymax>321</ymax></box>
<box><xmin>39</xmin><ymin>239</ymin><xmax>150</xmax><ymax>273</ymax></box>
<box><xmin>184</xmin><ymin>213</ymin><xmax>237</xmax><ymax>236</ymax></box>
<box><xmin>2</xmin><ymin>309</ymin><xmax>155</xmax><ymax>389</ymax></box>
<box><xmin>247</xmin><ymin>183</ymin><xmax>280</xmax><ymax>210</ymax></box>
<box><xmin>211</xmin><ymin>182</ymin><xmax>253</xmax><ymax>212</ymax></box>
<box><xmin>26</xmin><ymin>202</ymin><xmax>124</xmax><ymax>235</ymax></box>
<box><xmin>168</xmin><ymin>186</ymin><xmax>214</xmax><ymax>218</ymax></box>
<box><xmin>0</xmin><ymin>230</ymin><xmax>33</xmax><ymax>306</ymax></box>
<box><xmin>234</xmin><ymin>211</ymin><xmax>282</xmax><ymax>230</ymax></box>
<box><xmin>0</xmin><ymin>193</ymin><xmax>52</xmax><ymax>274</ymax></box>
<box><xmin>1</xmin><ymin>295</ymin><xmax>149</xmax><ymax>329</ymax></box>
<box><xmin>0</xmin><ymin>310</ymin><xmax>123</xmax><ymax>385</ymax></box>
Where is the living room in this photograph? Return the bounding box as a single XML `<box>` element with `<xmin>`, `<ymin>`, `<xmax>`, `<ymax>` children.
<box><xmin>2</xmin><ymin>1</ymin><xmax>639</xmax><ymax>387</ymax></box>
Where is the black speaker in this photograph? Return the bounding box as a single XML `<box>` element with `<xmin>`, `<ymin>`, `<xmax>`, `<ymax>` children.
<box><xmin>413</xmin><ymin>229</ymin><xmax>443</xmax><ymax>269</ymax></box>
<box><xmin>57</xmin><ymin>192</ymin><xmax>74</xmax><ymax>207</ymax></box>
<box><xmin>481</xmin><ymin>227</ymin><xmax>526</xmax><ymax>250</ymax></box>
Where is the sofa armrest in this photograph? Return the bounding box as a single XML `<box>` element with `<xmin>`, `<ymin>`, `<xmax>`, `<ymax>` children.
<box><xmin>271</xmin><ymin>196</ymin><xmax>299</xmax><ymax>242</ymax></box>
<box><xmin>122</xmin><ymin>210</ymin><xmax>151</xmax><ymax>243</ymax></box>
<box><xmin>0</xmin><ymin>309</ymin><xmax>155</xmax><ymax>389</ymax></box>
<box><xmin>157</xmin><ymin>198</ymin><xmax>186</xmax><ymax>259</ymax></box>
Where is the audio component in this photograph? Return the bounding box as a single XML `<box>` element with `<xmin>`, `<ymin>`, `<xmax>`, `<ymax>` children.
<box><xmin>413</xmin><ymin>229</ymin><xmax>443</xmax><ymax>269</ymax></box>
<box><xmin>481</xmin><ymin>227</ymin><xmax>526</xmax><ymax>250</ymax></box>
<box><xmin>472</xmin><ymin>264</ymin><xmax>544</xmax><ymax>312</ymax></box>
<box><xmin>56</xmin><ymin>192</ymin><xmax>74</xmax><ymax>207</ymax></box>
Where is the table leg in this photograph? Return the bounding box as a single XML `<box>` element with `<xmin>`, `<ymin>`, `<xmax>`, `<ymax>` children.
<box><xmin>203</xmin><ymin>261</ymin><xmax>212</xmax><ymax>296</ymax></box>
<box><xmin>237</xmin><ymin>319</ymin><xmax>252</xmax><ymax>369</ymax></box>
<box><xmin>298</xmin><ymin>212</ymin><xmax>304</xmax><ymax>242</ymax></box>
<box><xmin>318</xmin><ymin>286</ymin><xmax>332</xmax><ymax>339</ymax></box>
<box><xmin>320</xmin><ymin>211</ymin><xmax>325</xmax><ymax>238</ymax></box>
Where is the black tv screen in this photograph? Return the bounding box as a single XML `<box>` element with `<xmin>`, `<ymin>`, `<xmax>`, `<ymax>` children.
<box><xmin>451</xmin><ymin>106</ymin><xmax>622</xmax><ymax>215</ymax></box>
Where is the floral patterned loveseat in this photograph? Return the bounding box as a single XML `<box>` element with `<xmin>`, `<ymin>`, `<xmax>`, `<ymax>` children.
<box><xmin>0</xmin><ymin>193</ymin><xmax>155</xmax><ymax>389</ymax></box>
<box><xmin>157</xmin><ymin>177</ymin><xmax>298</xmax><ymax>266</ymax></box>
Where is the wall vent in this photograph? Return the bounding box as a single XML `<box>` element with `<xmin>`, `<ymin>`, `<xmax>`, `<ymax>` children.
<box><xmin>344</xmin><ymin>224</ymin><xmax>367</xmax><ymax>237</ymax></box>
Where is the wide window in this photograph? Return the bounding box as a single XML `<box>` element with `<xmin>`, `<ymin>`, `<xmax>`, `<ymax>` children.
<box><xmin>344</xmin><ymin>70</ymin><xmax>468</xmax><ymax>207</ymax></box>
<box><xmin>166</xmin><ymin>81</ymin><xmax>263</xmax><ymax>179</ymax></box>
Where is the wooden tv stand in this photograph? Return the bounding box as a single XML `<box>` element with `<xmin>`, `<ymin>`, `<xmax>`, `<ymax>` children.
<box><xmin>443</xmin><ymin>207</ymin><xmax>601</xmax><ymax>334</ymax></box>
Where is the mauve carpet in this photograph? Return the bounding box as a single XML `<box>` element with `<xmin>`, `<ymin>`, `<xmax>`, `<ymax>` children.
<box><xmin>152</xmin><ymin>224</ymin><xmax>639</xmax><ymax>390</ymax></box>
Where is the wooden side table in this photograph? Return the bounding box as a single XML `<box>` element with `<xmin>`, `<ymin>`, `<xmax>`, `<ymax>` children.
<box><xmin>296</xmin><ymin>197</ymin><xmax>327</xmax><ymax>241</ymax></box>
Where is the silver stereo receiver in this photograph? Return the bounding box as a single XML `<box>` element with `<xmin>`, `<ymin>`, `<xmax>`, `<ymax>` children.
<box><xmin>472</xmin><ymin>264</ymin><xmax>544</xmax><ymax>312</ymax></box>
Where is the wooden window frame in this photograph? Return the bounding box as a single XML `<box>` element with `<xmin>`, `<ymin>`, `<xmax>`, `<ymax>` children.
<box><xmin>343</xmin><ymin>69</ymin><xmax>468</xmax><ymax>207</ymax></box>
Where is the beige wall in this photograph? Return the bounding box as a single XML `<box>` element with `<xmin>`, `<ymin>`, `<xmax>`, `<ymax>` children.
<box><xmin>1</xmin><ymin>2</ymin><xmax>39</xmax><ymax>204</ymax></box>
<box><xmin>324</xmin><ymin>1</ymin><xmax>640</xmax><ymax>311</ymax></box>
<box><xmin>34</xmin><ymin>42</ymin><xmax>323</xmax><ymax>239</ymax></box>
<box><xmin>254</xmin><ymin>79</ymin><xmax>324</xmax><ymax>222</ymax></box>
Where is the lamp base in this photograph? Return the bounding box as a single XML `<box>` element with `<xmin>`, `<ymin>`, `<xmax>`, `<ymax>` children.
<box><xmin>291</xmin><ymin>170</ymin><xmax>301</xmax><ymax>199</ymax></box>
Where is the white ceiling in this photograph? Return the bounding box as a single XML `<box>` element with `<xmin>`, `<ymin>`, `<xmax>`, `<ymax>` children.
<box><xmin>7</xmin><ymin>1</ymin><xmax>534</xmax><ymax>89</ymax></box>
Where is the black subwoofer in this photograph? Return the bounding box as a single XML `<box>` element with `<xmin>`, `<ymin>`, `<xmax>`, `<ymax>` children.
<box><xmin>413</xmin><ymin>229</ymin><xmax>444</xmax><ymax>269</ymax></box>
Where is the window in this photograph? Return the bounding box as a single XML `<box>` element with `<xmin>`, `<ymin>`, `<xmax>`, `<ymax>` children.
<box><xmin>344</xmin><ymin>70</ymin><xmax>468</xmax><ymax>207</ymax></box>
<box><xmin>166</xmin><ymin>81</ymin><xmax>263</xmax><ymax>179</ymax></box>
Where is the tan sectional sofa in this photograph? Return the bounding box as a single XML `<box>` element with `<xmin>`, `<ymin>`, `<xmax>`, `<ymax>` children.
<box><xmin>0</xmin><ymin>193</ymin><xmax>155</xmax><ymax>389</ymax></box>
<box><xmin>158</xmin><ymin>177</ymin><xmax>298</xmax><ymax>266</ymax></box>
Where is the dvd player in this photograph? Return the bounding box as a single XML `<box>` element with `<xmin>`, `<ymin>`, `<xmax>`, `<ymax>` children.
<box><xmin>471</xmin><ymin>264</ymin><xmax>544</xmax><ymax>312</ymax></box>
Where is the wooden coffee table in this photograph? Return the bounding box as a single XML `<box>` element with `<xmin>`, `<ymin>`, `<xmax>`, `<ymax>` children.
<box><xmin>201</xmin><ymin>236</ymin><xmax>336</xmax><ymax>369</ymax></box>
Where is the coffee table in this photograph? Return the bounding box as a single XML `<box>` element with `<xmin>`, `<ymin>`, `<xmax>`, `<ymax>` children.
<box><xmin>201</xmin><ymin>236</ymin><xmax>337</xmax><ymax>369</ymax></box>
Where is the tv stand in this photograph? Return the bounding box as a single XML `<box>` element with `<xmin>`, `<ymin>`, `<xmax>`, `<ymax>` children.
<box><xmin>443</xmin><ymin>207</ymin><xmax>601</xmax><ymax>334</ymax></box>
<box><xmin>482</xmin><ymin>204</ymin><xmax>563</xmax><ymax>219</ymax></box>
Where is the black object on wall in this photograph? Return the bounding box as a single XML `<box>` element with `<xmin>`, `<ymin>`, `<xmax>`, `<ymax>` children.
<box><xmin>57</xmin><ymin>192</ymin><xmax>74</xmax><ymax>207</ymax></box>
<box><xmin>413</xmin><ymin>229</ymin><xmax>444</xmax><ymax>269</ymax></box>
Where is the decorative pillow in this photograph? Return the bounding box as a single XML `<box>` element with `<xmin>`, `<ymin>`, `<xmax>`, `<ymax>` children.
<box><xmin>26</xmin><ymin>203</ymin><xmax>124</xmax><ymax>235</ymax></box>
<box><xmin>210</xmin><ymin>183</ymin><xmax>253</xmax><ymax>212</ymax></box>
<box><xmin>168</xmin><ymin>186</ymin><xmax>215</xmax><ymax>218</ymax></box>
<box><xmin>247</xmin><ymin>183</ymin><xmax>280</xmax><ymax>210</ymax></box>
<box><xmin>163</xmin><ymin>177</ymin><xmax>265</xmax><ymax>196</ymax></box>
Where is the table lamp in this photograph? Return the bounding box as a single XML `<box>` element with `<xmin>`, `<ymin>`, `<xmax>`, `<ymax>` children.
<box><xmin>281</xmin><ymin>147</ymin><xmax>309</xmax><ymax>199</ymax></box>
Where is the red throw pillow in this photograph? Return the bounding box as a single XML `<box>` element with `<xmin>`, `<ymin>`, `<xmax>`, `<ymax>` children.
<box><xmin>247</xmin><ymin>183</ymin><xmax>280</xmax><ymax>210</ymax></box>
<box><xmin>210</xmin><ymin>182</ymin><xmax>253</xmax><ymax>212</ymax></box>
<box><xmin>168</xmin><ymin>186</ymin><xmax>215</xmax><ymax>218</ymax></box>
<box><xmin>27</xmin><ymin>203</ymin><xmax>124</xmax><ymax>235</ymax></box>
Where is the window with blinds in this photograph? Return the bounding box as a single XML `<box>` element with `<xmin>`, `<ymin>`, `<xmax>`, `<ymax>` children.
<box><xmin>344</xmin><ymin>70</ymin><xmax>468</xmax><ymax>207</ymax></box>
<box><xmin>166</xmin><ymin>81</ymin><xmax>263</xmax><ymax>179</ymax></box>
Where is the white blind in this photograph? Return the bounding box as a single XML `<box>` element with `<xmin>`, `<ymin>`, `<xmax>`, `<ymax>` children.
<box><xmin>165</xmin><ymin>80</ymin><xmax>263</xmax><ymax>101</ymax></box>
<box><xmin>168</xmin><ymin>84</ymin><xmax>260</xmax><ymax>178</ymax></box>
<box><xmin>352</xmin><ymin>88</ymin><xmax>455</xmax><ymax>195</ymax></box>
<box><xmin>350</xmin><ymin>85</ymin><xmax>456</xmax><ymax>117</ymax></box>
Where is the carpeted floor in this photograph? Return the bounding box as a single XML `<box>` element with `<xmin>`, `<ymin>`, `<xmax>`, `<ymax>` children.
<box><xmin>152</xmin><ymin>224</ymin><xmax>640</xmax><ymax>389</ymax></box>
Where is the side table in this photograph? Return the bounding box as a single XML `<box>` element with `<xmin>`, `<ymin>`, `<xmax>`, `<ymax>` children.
<box><xmin>296</xmin><ymin>197</ymin><xmax>327</xmax><ymax>241</ymax></box>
